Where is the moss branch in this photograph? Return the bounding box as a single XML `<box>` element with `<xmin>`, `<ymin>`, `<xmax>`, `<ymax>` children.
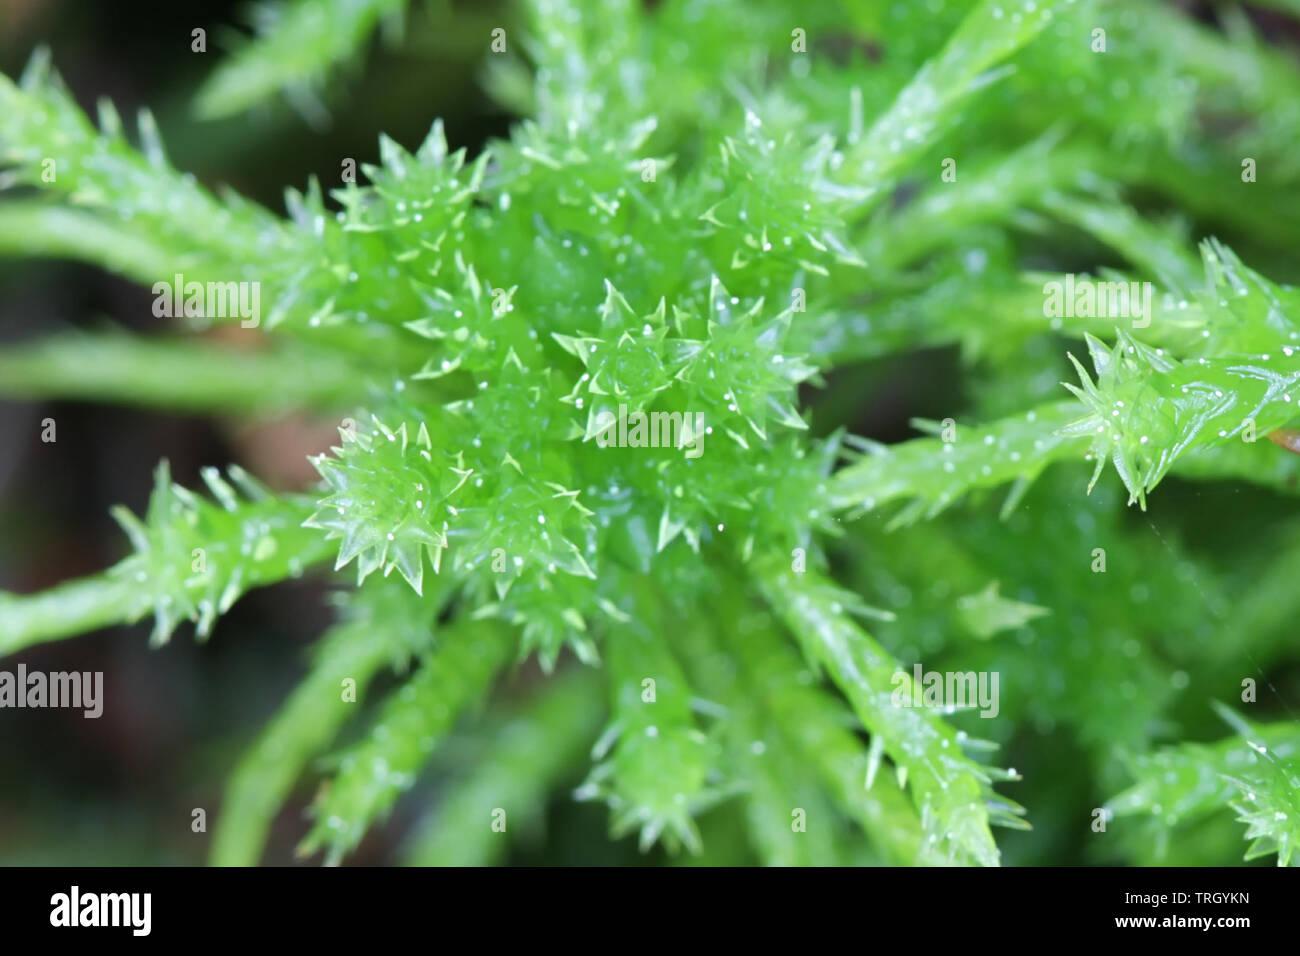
<box><xmin>0</xmin><ymin>568</ymin><xmax>147</xmax><ymax>657</ymax></box>
<box><xmin>0</xmin><ymin>333</ymin><xmax>370</xmax><ymax>413</ymax></box>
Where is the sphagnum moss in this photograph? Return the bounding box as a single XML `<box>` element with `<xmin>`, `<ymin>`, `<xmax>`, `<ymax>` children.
<box><xmin>3</xmin><ymin>0</ymin><xmax>1300</xmax><ymax>866</ymax></box>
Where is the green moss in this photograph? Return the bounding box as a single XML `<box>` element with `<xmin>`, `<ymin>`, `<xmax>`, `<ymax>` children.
<box><xmin>3</xmin><ymin>0</ymin><xmax>1300</xmax><ymax>866</ymax></box>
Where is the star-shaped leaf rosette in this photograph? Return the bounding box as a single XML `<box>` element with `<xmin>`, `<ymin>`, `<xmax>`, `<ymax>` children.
<box><xmin>554</xmin><ymin>281</ymin><xmax>678</xmax><ymax>442</ymax></box>
<box><xmin>670</xmin><ymin>276</ymin><xmax>817</xmax><ymax>445</ymax></box>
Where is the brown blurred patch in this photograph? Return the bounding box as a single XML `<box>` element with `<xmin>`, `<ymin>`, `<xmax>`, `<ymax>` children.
<box><xmin>197</xmin><ymin>325</ymin><xmax>338</xmax><ymax>490</ymax></box>
<box><xmin>224</xmin><ymin>411</ymin><xmax>340</xmax><ymax>491</ymax></box>
<box><xmin>0</xmin><ymin>0</ymin><xmax>46</xmax><ymax>35</ymax></box>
